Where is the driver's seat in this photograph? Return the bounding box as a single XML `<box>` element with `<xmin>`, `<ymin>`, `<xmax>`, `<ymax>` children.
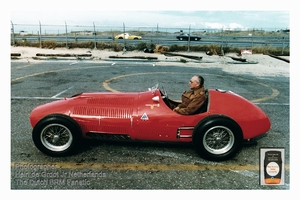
<box><xmin>194</xmin><ymin>90</ymin><xmax>208</xmax><ymax>114</ymax></box>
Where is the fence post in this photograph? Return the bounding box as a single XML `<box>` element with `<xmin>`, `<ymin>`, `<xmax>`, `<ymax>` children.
<box><xmin>187</xmin><ymin>25</ymin><xmax>191</xmax><ymax>52</ymax></box>
<box><xmin>11</xmin><ymin>21</ymin><xmax>15</xmax><ymax>46</ymax></box>
<box><xmin>281</xmin><ymin>36</ymin><xmax>285</xmax><ymax>55</ymax></box>
<box><xmin>251</xmin><ymin>34</ymin><xmax>253</xmax><ymax>50</ymax></box>
<box><xmin>39</xmin><ymin>21</ymin><xmax>42</xmax><ymax>48</ymax></box>
<box><xmin>65</xmin><ymin>21</ymin><xmax>68</xmax><ymax>48</ymax></box>
<box><xmin>221</xmin><ymin>28</ymin><xmax>224</xmax><ymax>55</ymax></box>
<box><xmin>156</xmin><ymin>23</ymin><xmax>159</xmax><ymax>45</ymax></box>
<box><xmin>93</xmin><ymin>22</ymin><xmax>97</xmax><ymax>50</ymax></box>
<box><xmin>123</xmin><ymin>23</ymin><xmax>126</xmax><ymax>53</ymax></box>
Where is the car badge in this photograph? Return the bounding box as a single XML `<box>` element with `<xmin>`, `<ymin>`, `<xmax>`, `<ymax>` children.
<box><xmin>145</xmin><ymin>104</ymin><xmax>160</xmax><ymax>109</ymax></box>
<box><xmin>141</xmin><ymin>113</ymin><xmax>149</xmax><ymax>121</ymax></box>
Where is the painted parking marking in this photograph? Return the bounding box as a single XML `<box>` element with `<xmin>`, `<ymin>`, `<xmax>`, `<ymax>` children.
<box><xmin>11</xmin><ymin>65</ymin><xmax>109</xmax><ymax>83</ymax></box>
<box><xmin>254</xmin><ymin>102</ymin><xmax>289</xmax><ymax>106</ymax></box>
<box><xmin>11</xmin><ymin>67</ymin><xmax>280</xmax><ymax>104</ymax></box>
<box><xmin>51</xmin><ymin>86</ymin><xmax>74</xmax><ymax>98</ymax></box>
<box><xmin>11</xmin><ymin>69</ymin><xmax>73</xmax><ymax>83</ymax></box>
<box><xmin>11</xmin><ymin>96</ymin><xmax>63</xmax><ymax>100</ymax></box>
<box><xmin>13</xmin><ymin>63</ymin><xmax>37</xmax><ymax>69</ymax></box>
<box><xmin>69</xmin><ymin>61</ymin><xmax>78</xmax><ymax>65</ymax></box>
<box><xmin>103</xmin><ymin>72</ymin><xmax>280</xmax><ymax>103</ymax></box>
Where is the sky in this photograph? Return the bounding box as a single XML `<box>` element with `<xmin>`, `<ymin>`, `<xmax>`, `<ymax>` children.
<box><xmin>10</xmin><ymin>10</ymin><xmax>289</xmax><ymax>32</ymax></box>
<box><xmin>8</xmin><ymin>0</ymin><xmax>293</xmax><ymax>33</ymax></box>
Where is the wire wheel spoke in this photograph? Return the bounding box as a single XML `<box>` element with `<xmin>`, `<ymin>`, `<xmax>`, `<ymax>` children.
<box><xmin>203</xmin><ymin>126</ymin><xmax>234</xmax><ymax>154</ymax></box>
<box><xmin>41</xmin><ymin>123</ymin><xmax>73</xmax><ymax>152</ymax></box>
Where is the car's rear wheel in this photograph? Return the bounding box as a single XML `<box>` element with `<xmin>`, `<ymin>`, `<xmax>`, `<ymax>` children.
<box><xmin>32</xmin><ymin>114</ymin><xmax>81</xmax><ymax>157</ymax></box>
<box><xmin>118</xmin><ymin>37</ymin><xmax>123</xmax><ymax>39</ymax></box>
<box><xmin>192</xmin><ymin>116</ymin><xmax>243</xmax><ymax>161</ymax></box>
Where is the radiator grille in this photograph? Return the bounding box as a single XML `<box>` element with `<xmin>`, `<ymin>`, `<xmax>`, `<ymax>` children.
<box><xmin>73</xmin><ymin>107</ymin><xmax>133</xmax><ymax>118</ymax></box>
<box><xmin>87</xmin><ymin>97</ymin><xmax>134</xmax><ymax>106</ymax></box>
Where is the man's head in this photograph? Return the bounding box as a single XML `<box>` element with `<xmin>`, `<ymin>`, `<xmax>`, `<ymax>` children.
<box><xmin>189</xmin><ymin>75</ymin><xmax>204</xmax><ymax>90</ymax></box>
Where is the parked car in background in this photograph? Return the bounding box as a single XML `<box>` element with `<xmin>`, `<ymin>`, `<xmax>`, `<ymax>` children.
<box><xmin>115</xmin><ymin>33</ymin><xmax>142</xmax><ymax>40</ymax></box>
<box><xmin>177</xmin><ymin>33</ymin><xmax>201</xmax><ymax>41</ymax></box>
<box><xmin>176</xmin><ymin>30</ymin><xmax>201</xmax><ymax>41</ymax></box>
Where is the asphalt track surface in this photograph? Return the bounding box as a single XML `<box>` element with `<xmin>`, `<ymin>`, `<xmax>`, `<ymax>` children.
<box><xmin>10</xmin><ymin>59</ymin><xmax>290</xmax><ymax>190</ymax></box>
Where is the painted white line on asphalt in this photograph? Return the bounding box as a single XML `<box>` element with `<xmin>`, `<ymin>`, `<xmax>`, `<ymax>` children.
<box><xmin>69</xmin><ymin>62</ymin><xmax>78</xmax><ymax>65</ymax></box>
<box><xmin>254</xmin><ymin>103</ymin><xmax>289</xmax><ymax>106</ymax></box>
<box><xmin>11</xmin><ymin>96</ymin><xmax>63</xmax><ymax>100</ymax></box>
<box><xmin>230</xmin><ymin>170</ymin><xmax>258</xmax><ymax>178</ymax></box>
<box><xmin>51</xmin><ymin>86</ymin><xmax>74</xmax><ymax>98</ymax></box>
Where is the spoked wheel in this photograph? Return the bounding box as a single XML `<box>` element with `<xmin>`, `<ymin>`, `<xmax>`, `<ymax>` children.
<box><xmin>203</xmin><ymin>126</ymin><xmax>235</xmax><ymax>155</ymax></box>
<box><xmin>193</xmin><ymin>116</ymin><xmax>243</xmax><ymax>161</ymax></box>
<box><xmin>40</xmin><ymin>123</ymin><xmax>73</xmax><ymax>152</ymax></box>
<box><xmin>32</xmin><ymin>114</ymin><xmax>81</xmax><ymax>156</ymax></box>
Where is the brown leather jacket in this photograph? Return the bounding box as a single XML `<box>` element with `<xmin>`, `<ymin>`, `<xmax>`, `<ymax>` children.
<box><xmin>174</xmin><ymin>86</ymin><xmax>206</xmax><ymax>115</ymax></box>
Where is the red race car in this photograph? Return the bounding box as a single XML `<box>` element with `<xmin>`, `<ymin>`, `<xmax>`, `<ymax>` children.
<box><xmin>30</xmin><ymin>84</ymin><xmax>271</xmax><ymax>161</ymax></box>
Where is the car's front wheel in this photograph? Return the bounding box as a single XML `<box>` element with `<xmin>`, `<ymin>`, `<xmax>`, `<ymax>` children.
<box><xmin>192</xmin><ymin>116</ymin><xmax>243</xmax><ymax>161</ymax></box>
<box><xmin>32</xmin><ymin>114</ymin><xmax>81</xmax><ymax>157</ymax></box>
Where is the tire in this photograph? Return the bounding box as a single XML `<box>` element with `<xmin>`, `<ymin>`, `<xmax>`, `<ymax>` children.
<box><xmin>32</xmin><ymin>114</ymin><xmax>82</xmax><ymax>157</ymax></box>
<box><xmin>118</xmin><ymin>37</ymin><xmax>123</xmax><ymax>39</ymax></box>
<box><xmin>192</xmin><ymin>116</ymin><xmax>243</xmax><ymax>161</ymax></box>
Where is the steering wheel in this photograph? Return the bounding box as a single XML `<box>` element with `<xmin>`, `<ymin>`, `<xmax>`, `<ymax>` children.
<box><xmin>149</xmin><ymin>83</ymin><xmax>159</xmax><ymax>93</ymax></box>
<box><xmin>161</xmin><ymin>85</ymin><xmax>171</xmax><ymax>108</ymax></box>
<box><xmin>161</xmin><ymin>85</ymin><xmax>168</xmax><ymax>98</ymax></box>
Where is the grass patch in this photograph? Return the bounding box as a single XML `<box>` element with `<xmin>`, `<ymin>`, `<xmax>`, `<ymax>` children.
<box><xmin>12</xmin><ymin>40</ymin><xmax>289</xmax><ymax>56</ymax></box>
<box><xmin>180</xmin><ymin>58</ymin><xmax>187</xmax><ymax>63</ymax></box>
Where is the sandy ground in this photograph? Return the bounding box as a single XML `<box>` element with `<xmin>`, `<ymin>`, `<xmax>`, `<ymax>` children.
<box><xmin>11</xmin><ymin>46</ymin><xmax>290</xmax><ymax>77</ymax></box>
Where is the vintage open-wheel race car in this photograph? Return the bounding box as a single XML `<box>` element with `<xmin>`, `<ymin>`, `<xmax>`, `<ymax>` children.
<box><xmin>30</xmin><ymin>84</ymin><xmax>271</xmax><ymax>161</ymax></box>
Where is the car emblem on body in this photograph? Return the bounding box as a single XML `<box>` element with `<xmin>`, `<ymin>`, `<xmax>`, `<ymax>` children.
<box><xmin>141</xmin><ymin>113</ymin><xmax>149</xmax><ymax>120</ymax></box>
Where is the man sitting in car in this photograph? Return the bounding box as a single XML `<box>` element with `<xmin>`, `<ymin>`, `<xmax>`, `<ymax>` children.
<box><xmin>172</xmin><ymin>75</ymin><xmax>207</xmax><ymax>115</ymax></box>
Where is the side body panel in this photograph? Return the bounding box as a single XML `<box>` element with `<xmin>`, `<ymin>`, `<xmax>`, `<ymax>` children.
<box><xmin>207</xmin><ymin>90</ymin><xmax>271</xmax><ymax>139</ymax></box>
<box><xmin>132</xmin><ymin>89</ymin><xmax>207</xmax><ymax>141</ymax></box>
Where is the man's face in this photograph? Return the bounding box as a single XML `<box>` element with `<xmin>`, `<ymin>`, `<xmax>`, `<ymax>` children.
<box><xmin>189</xmin><ymin>76</ymin><xmax>200</xmax><ymax>89</ymax></box>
